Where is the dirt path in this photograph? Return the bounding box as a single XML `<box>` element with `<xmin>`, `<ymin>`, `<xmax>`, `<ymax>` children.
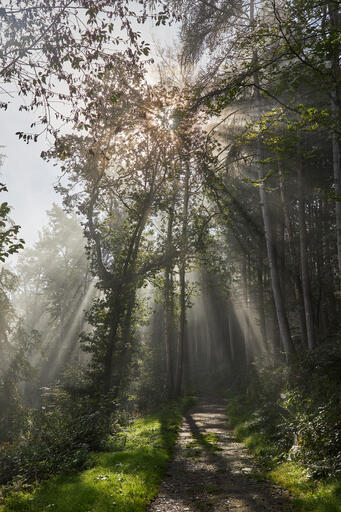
<box><xmin>149</xmin><ymin>400</ymin><xmax>295</xmax><ymax>512</ymax></box>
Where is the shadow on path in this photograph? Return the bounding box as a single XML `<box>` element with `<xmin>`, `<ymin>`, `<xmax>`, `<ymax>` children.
<box><xmin>149</xmin><ymin>401</ymin><xmax>295</xmax><ymax>512</ymax></box>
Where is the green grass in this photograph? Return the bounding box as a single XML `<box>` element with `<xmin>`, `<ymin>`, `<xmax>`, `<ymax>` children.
<box><xmin>270</xmin><ymin>463</ymin><xmax>341</xmax><ymax>512</ymax></box>
<box><xmin>183</xmin><ymin>430</ymin><xmax>222</xmax><ymax>458</ymax></box>
<box><xmin>228</xmin><ymin>398</ymin><xmax>280</xmax><ymax>468</ymax></box>
<box><xmin>227</xmin><ymin>397</ymin><xmax>341</xmax><ymax>512</ymax></box>
<box><xmin>0</xmin><ymin>398</ymin><xmax>194</xmax><ymax>512</ymax></box>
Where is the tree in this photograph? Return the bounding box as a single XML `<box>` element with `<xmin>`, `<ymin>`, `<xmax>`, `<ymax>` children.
<box><xmin>0</xmin><ymin>0</ymin><xmax>173</xmax><ymax>138</ymax></box>
<box><xmin>16</xmin><ymin>204</ymin><xmax>93</xmax><ymax>388</ymax></box>
<box><xmin>167</xmin><ymin>0</ymin><xmax>341</xmax><ymax>364</ymax></box>
<box><xmin>51</xmin><ymin>70</ymin><xmax>180</xmax><ymax>400</ymax></box>
<box><xmin>0</xmin><ymin>184</ymin><xmax>24</xmax><ymax>262</ymax></box>
<box><xmin>0</xmin><ymin>148</ymin><xmax>24</xmax><ymax>261</ymax></box>
<box><xmin>0</xmin><ymin>265</ymin><xmax>41</xmax><ymax>442</ymax></box>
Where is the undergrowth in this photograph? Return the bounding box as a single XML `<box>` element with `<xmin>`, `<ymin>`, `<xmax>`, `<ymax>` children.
<box><xmin>0</xmin><ymin>397</ymin><xmax>194</xmax><ymax>512</ymax></box>
<box><xmin>226</xmin><ymin>344</ymin><xmax>341</xmax><ymax>512</ymax></box>
<box><xmin>228</xmin><ymin>398</ymin><xmax>341</xmax><ymax>512</ymax></box>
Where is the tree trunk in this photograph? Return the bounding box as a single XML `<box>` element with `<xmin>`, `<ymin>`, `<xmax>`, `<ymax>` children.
<box><xmin>331</xmin><ymin>98</ymin><xmax>341</xmax><ymax>296</ymax></box>
<box><xmin>103</xmin><ymin>202</ymin><xmax>150</xmax><ymax>395</ymax></box>
<box><xmin>242</xmin><ymin>256</ymin><xmax>250</xmax><ymax>366</ymax></box>
<box><xmin>164</xmin><ymin>204</ymin><xmax>176</xmax><ymax>399</ymax></box>
<box><xmin>257</xmin><ymin>249</ymin><xmax>268</xmax><ymax>348</ymax></box>
<box><xmin>103</xmin><ymin>328</ymin><xmax>118</xmax><ymax>394</ymax></box>
<box><xmin>297</xmin><ymin>164</ymin><xmax>315</xmax><ymax>350</ymax></box>
<box><xmin>329</xmin><ymin>2</ymin><xmax>341</xmax><ymax>297</ymax></box>
<box><xmin>228</xmin><ymin>303</ymin><xmax>235</xmax><ymax>364</ymax></box>
<box><xmin>278</xmin><ymin>166</ymin><xmax>308</xmax><ymax>347</ymax></box>
<box><xmin>258</xmin><ymin>177</ymin><xmax>293</xmax><ymax>359</ymax></box>
<box><xmin>175</xmin><ymin>163</ymin><xmax>190</xmax><ymax>396</ymax></box>
<box><xmin>115</xmin><ymin>289</ymin><xmax>137</xmax><ymax>393</ymax></box>
<box><xmin>250</xmin><ymin>0</ymin><xmax>293</xmax><ymax>360</ymax></box>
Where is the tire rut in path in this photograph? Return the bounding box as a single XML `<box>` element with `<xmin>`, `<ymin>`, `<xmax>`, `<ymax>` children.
<box><xmin>148</xmin><ymin>400</ymin><xmax>295</xmax><ymax>512</ymax></box>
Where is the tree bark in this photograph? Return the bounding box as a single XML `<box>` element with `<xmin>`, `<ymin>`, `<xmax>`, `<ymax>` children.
<box><xmin>228</xmin><ymin>302</ymin><xmax>236</xmax><ymax>364</ymax></box>
<box><xmin>175</xmin><ymin>163</ymin><xmax>190</xmax><ymax>396</ymax></box>
<box><xmin>329</xmin><ymin>2</ymin><xmax>341</xmax><ymax>297</ymax></box>
<box><xmin>297</xmin><ymin>164</ymin><xmax>315</xmax><ymax>350</ymax></box>
<box><xmin>258</xmin><ymin>176</ymin><xmax>293</xmax><ymax>359</ymax></box>
<box><xmin>250</xmin><ymin>0</ymin><xmax>293</xmax><ymax>360</ymax></box>
<box><xmin>278</xmin><ymin>166</ymin><xmax>308</xmax><ymax>347</ymax></box>
<box><xmin>257</xmin><ymin>249</ymin><xmax>268</xmax><ymax>348</ymax></box>
<box><xmin>164</xmin><ymin>203</ymin><xmax>176</xmax><ymax>399</ymax></box>
<box><xmin>115</xmin><ymin>289</ymin><xmax>137</xmax><ymax>392</ymax></box>
<box><xmin>242</xmin><ymin>256</ymin><xmax>250</xmax><ymax>365</ymax></box>
<box><xmin>103</xmin><ymin>201</ymin><xmax>151</xmax><ymax>394</ymax></box>
<box><xmin>331</xmin><ymin>97</ymin><xmax>341</xmax><ymax>295</ymax></box>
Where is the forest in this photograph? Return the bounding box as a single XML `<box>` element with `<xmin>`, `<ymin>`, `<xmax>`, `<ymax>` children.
<box><xmin>0</xmin><ymin>1</ymin><xmax>340</xmax><ymax>511</ymax></box>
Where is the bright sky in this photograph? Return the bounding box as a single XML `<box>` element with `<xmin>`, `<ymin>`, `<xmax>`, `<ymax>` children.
<box><xmin>0</xmin><ymin>14</ymin><xmax>179</xmax><ymax>263</ymax></box>
<box><xmin>1</xmin><ymin>102</ymin><xmax>60</xmax><ymax>248</ymax></box>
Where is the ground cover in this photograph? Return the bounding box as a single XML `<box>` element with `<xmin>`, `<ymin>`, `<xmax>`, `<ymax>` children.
<box><xmin>0</xmin><ymin>398</ymin><xmax>193</xmax><ymax>512</ymax></box>
<box><xmin>227</xmin><ymin>397</ymin><xmax>341</xmax><ymax>512</ymax></box>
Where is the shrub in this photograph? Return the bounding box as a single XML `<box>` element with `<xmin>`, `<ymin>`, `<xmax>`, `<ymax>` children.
<box><xmin>228</xmin><ymin>340</ymin><xmax>341</xmax><ymax>478</ymax></box>
<box><xmin>0</xmin><ymin>385</ymin><xmax>120</xmax><ymax>486</ymax></box>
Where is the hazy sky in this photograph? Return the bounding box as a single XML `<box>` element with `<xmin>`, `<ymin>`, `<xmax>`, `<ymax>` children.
<box><xmin>1</xmin><ymin>13</ymin><xmax>178</xmax><ymax>264</ymax></box>
<box><xmin>1</xmin><ymin>103</ymin><xmax>60</xmax><ymax>248</ymax></box>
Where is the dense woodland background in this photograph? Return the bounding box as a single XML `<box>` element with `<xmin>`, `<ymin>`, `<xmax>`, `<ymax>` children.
<box><xmin>0</xmin><ymin>0</ymin><xmax>340</xmax><ymax>495</ymax></box>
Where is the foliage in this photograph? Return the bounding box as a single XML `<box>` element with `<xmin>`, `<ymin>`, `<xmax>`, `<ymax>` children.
<box><xmin>0</xmin><ymin>324</ymin><xmax>41</xmax><ymax>444</ymax></box>
<box><xmin>0</xmin><ymin>380</ymin><xmax>114</xmax><ymax>486</ymax></box>
<box><xmin>227</xmin><ymin>355</ymin><xmax>341</xmax><ymax>512</ymax></box>
<box><xmin>0</xmin><ymin>398</ymin><xmax>194</xmax><ymax>512</ymax></box>
<box><xmin>50</xmin><ymin>66</ymin><xmax>212</xmax><ymax>402</ymax></box>
<box><xmin>0</xmin><ymin>267</ymin><xmax>17</xmax><ymax>344</ymax></box>
<box><xmin>0</xmin><ymin>263</ymin><xmax>41</xmax><ymax>444</ymax></box>
<box><xmin>0</xmin><ymin>184</ymin><xmax>24</xmax><ymax>262</ymax></box>
<box><xmin>133</xmin><ymin>307</ymin><xmax>168</xmax><ymax>410</ymax></box>
<box><xmin>0</xmin><ymin>0</ymin><xmax>173</xmax><ymax>137</ymax></box>
<box><xmin>226</xmin><ymin>341</ymin><xmax>341</xmax><ymax>480</ymax></box>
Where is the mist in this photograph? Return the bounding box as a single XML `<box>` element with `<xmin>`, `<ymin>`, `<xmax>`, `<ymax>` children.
<box><xmin>0</xmin><ymin>1</ymin><xmax>340</xmax><ymax>510</ymax></box>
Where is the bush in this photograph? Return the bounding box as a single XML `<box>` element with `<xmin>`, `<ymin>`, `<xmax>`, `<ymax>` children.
<box><xmin>228</xmin><ymin>340</ymin><xmax>341</xmax><ymax>478</ymax></box>
<box><xmin>0</xmin><ymin>385</ymin><xmax>121</xmax><ymax>486</ymax></box>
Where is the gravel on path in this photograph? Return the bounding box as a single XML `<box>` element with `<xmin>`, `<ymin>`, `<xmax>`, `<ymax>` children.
<box><xmin>148</xmin><ymin>400</ymin><xmax>295</xmax><ymax>512</ymax></box>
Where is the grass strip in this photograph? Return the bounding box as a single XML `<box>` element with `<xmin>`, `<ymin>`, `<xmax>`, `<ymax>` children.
<box><xmin>227</xmin><ymin>397</ymin><xmax>341</xmax><ymax>512</ymax></box>
<box><xmin>0</xmin><ymin>398</ymin><xmax>194</xmax><ymax>512</ymax></box>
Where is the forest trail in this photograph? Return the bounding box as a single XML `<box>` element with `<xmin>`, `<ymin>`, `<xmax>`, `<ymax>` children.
<box><xmin>149</xmin><ymin>400</ymin><xmax>295</xmax><ymax>512</ymax></box>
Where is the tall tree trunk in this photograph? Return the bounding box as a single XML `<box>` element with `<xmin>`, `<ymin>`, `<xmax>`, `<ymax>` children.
<box><xmin>278</xmin><ymin>166</ymin><xmax>308</xmax><ymax>347</ymax></box>
<box><xmin>115</xmin><ymin>289</ymin><xmax>137</xmax><ymax>393</ymax></box>
<box><xmin>277</xmin><ymin>215</ymin><xmax>286</xmax><ymax>303</ymax></box>
<box><xmin>250</xmin><ymin>0</ymin><xmax>293</xmax><ymax>360</ymax></box>
<box><xmin>103</xmin><ymin>203</ymin><xmax>150</xmax><ymax>394</ymax></box>
<box><xmin>228</xmin><ymin>303</ymin><xmax>236</xmax><ymax>364</ymax></box>
<box><xmin>297</xmin><ymin>164</ymin><xmax>315</xmax><ymax>350</ymax></box>
<box><xmin>329</xmin><ymin>2</ymin><xmax>341</xmax><ymax>297</ymax></box>
<box><xmin>331</xmin><ymin>98</ymin><xmax>341</xmax><ymax>295</ymax></box>
<box><xmin>103</xmin><ymin>297</ymin><xmax>122</xmax><ymax>394</ymax></box>
<box><xmin>257</xmin><ymin>249</ymin><xmax>268</xmax><ymax>348</ymax></box>
<box><xmin>242</xmin><ymin>256</ymin><xmax>250</xmax><ymax>366</ymax></box>
<box><xmin>254</xmin><ymin>115</ymin><xmax>293</xmax><ymax>357</ymax></box>
<box><xmin>175</xmin><ymin>163</ymin><xmax>190</xmax><ymax>396</ymax></box>
<box><xmin>164</xmin><ymin>204</ymin><xmax>176</xmax><ymax>399</ymax></box>
<box><xmin>258</xmin><ymin>175</ymin><xmax>293</xmax><ymax>359</ymax></box>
